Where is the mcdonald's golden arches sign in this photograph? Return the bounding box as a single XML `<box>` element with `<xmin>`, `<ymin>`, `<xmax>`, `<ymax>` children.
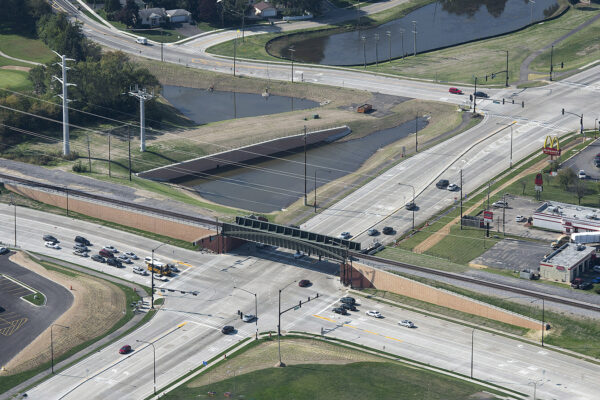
<box><xmin>542</xmin><ymin>136</ymin><xmax>561</xmax><ymax>156</ymax></box>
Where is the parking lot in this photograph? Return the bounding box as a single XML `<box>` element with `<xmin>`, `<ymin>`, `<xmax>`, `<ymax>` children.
<box><xmin>472</xmin><ymin>238</ymin><xmax>550</xmax><ymax>272</ymax></box>
<box><xmin>562</xmin><ymin>138</ymin><xmax>600</xmax><ymax>180</ymax></box>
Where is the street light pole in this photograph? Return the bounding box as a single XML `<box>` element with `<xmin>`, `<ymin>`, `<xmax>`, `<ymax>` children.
<box><xmin>374</xmin><ymin>33</ymin><xmax>379</xmax><ymax>67</ymax></box>
<box><xmin>400</xmin><ymin>29</ymin><xmax>404</xmax><ymax>59</ymax></box>
<box><xmin>234</xmin><ymin>286</ymin><xmax>258</xmax><ymax>340</ymax></box>
<box><xmin>137</xmin><ymin>340</ymin><xmax>156</xmax><ymax>393</ymax></box>
<box><xmin>386</xmin><ymin>31</ymin><xmax>391</xmax><ymax>63</ymax></box>
<box><xmin>289</xmin><ymin>47</ymin><xmax>295</xmax><ymax>82</ymax></box>
<box><xmin>473</xmin><ymin>76</ymin><xmax>478</xmax><ymax>113</ymax></box>
<box><xmin>415</xmin><ymin>112</ymin><xmax>419</xmax><ymax>152</ymax></box>
<box><xmin>398</xmin><ymin>183</ymin><xmax>415</xmax><ymax>230</ymax></box>
<box><xmin>51</xmin><ymin>324</ymin><xmax>69</xmax><ymax>373</ymax></box>
<box><xmin>412</xmin><ymin>21</ymin><xmax>417</xmax><ymax>56</ymax></box>
<box><xmin>277</xmin><ymin>280</ymin><xmax>296</xmax><ymax>367</ymax></box>
<box><xmin>361</xmin><ymin>35</ymin><xmax>366</xmax><ymax>69</ymax></box>
<box><xmin>8</xmin><ymin>194</ymin><xmax>16</xmax><ymax>246</ymax></box>
<box><xmin>550</xmin><ymin>45</ymin><xmax>554</xmax><ymax>81</ymax></box>
<box><xmin>233</xmin><ymin>33</ymin><xmax>237</xmax><ymax>77</ymax></box>
<box><xmin>505</xmin><ymin>50</ymin><xmax>509</xmax><ymax>87</ymax></box>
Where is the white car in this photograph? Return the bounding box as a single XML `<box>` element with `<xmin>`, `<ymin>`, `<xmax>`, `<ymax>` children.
<box><xmin>515</xmin><ymin>215</ymin><xmax>526</xmax><ymax>222</ymax></box>
<box><xmin>145</xmin><ymin>256</ymin><xmax>160</xmax><ymax>263</ymax></box>
<box><xmin>399</xmin><ymin>320</ymin><xmax>415</xmax><ymax>328</ymax></box>
<box><xmin>124</xmin><ymin>252</ymin><xmax>139</xmax><ymax>260</ymax></box>
<box><xmin>293</xmin><ymin>251</ymin><xmax>304</xmax><ymax>259</ymax></box>
<box><xmin>103</xmin><ymin>245</ymin><xmax>118</xmax><ymax>253</ymax></box>
<box><xmin>155</xmin><ymin>275</ymin><xmax>169</xmax><ymax>282</ymax></box>
<box><xmin>447</xmin><ymin>183</ymin><xmax>459</xmax><ymax>191</ymax></box>
<box><xmin>366</xmin><ymin>310</ymin><xmax>382</xmax><ymax>318</ymax></box>
<box><xmin>338</xmin><ymin>232</ymin><xmax>351</xmax><ymax>239</ymax></box>
<box><xmin>73</xmin><ymin>250</ymin><xmax>88</xmax><ymax>257</ymax></box>
<box><xmin>45</xmin><ymin>241</ymin><xmax>60</xmax><ymax>249</ymax></box>
<box><xmin>578</xmin><ymin>170</ymin><xmax>586</xmax><ymax>179</ymax></box>
<box><xmin>492</xmin><ymin>200</ymin><xmax>508</xmax><ymax>208</ymax></box>
<box><xmin>593</xmin><ymin>265</ymin><xmax>600</xmax><ymax>273</ymax></box>
<box><xmin>133</xmin><ymin>266</ymin><xmax>147</xmax><ymax>275</ymax></box>
<box><xmin>242</xmin><ymin>314</ymin><xmax>256</xmax><ymax>322</ymax></box>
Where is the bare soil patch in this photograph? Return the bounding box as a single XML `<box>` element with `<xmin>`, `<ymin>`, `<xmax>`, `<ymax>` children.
<box><xmin>0</xmin><ymin>252</ymin><xmax>125</xmax><ymax>375</ymax></box>
<box><xmin>0</xmin><ymin>66</ymin><xmax>31</xmax><ymax>72</ymax></box>
<box><xmin>189</xmin><ymin>339</ymin><xmax>382</xmax><ymax>387</ymax></box>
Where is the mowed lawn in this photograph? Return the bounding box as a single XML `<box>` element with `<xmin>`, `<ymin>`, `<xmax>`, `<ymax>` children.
<box><xmin>0</xmin><ymin>69</ymin><xmax>32</xmax><ymax>91</ymax></box>
<box><xmin>0</xmin><ymin>32</ymin><xmax>54</xmax><ymax>64</ymax></box>
<box><xmin>164</xmin><ymin>362</ymin><xmax>507</xmax><ymax>400</ymax></box>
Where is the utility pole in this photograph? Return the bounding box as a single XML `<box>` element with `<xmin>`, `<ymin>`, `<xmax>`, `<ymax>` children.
<box><xmin>505</xmin><ymin>50</ymin><xmax>509</xmax><ymax>87</ymax></box>
<box><xmin>473</xmin><ymin>76</ymin><xmax>477</xmax><ymax>113</ymax></box>
<box><xmin>128</xmin><ymin>85</ymin><xmax>154</xmax><ymax>152</ymax></box>
<box><xmin>314</xmin><ymin>169</ymin><xmax>317</xmax><ymax>212</ymax></box>
<box><xmin>412</xmin><ymin>21</ymin><xmax>417</xmax><ymax>56</ymax></box>
<box><xmin>233</xmin><ymin>33</ymin><xmax>237</xmax><ymax>77</ymax></box>
<box><xmin>415</xmin><ymin>112</ymin><xmax>419</xmax><ymax>152</ymax></box>
<box><xmin>128</xmin><ymin>126</ymin><xmax>132</xmax><ymax>181</ymax></box>
<box><xmin>86</xmin><ymin>134</ymin><xmax>92</xmax><ymax>173</ymax></box>
<box><xmin>386</xmin><ymin>31</ymin><xmax>391</xmax><ymax>63</ymax></box>
<box><xmin>160</xmin><ymin>29</ymin><xmax>164</xmax><ymax>62</ymax></box>
<box><xmin>52</xmin><ymin>52</ymin><xmax>76</xmax><ymax>157</ymax></box>
<box><xmin>400</xmin><ymin>29</ymin><xmax>405</xmax><ymax>59</ymax></box>
<box><xmin>304</xmin><ymin>125</ymin><xmax>307</xmax><ymax>206</ymax></box>
<box><xmin>510</xmin><ymin>123</ymin><xmax>513</xmax><ymax>168</ymax></box>
<box><xmin>550</xmin><ymin>45</ymin><xmax>553</xmax><ymax>81</ymax></box>
<box><xmin>502</xmin><ymin>194</ymin><xmax>506</xmax><ymax>237</ymax></box>
<box><xmin>460</xmin><ymin>169</ymin><xmax>463</xmax><ymax>230</ymax></box>
<box><xmin>361</xmin><ymin>35</ymin><xmax>366</xmax><ymax>69</ymax></box>
<box><xmin>289</xmin><ymin>47</ymin><xmax>295</xmax><ymax>82</ymax></box>
<box><xmin>374</xmin><ymin>33</ymin><xmax>379</xmax><ymax>67</ymax></box>
<box><xmin>108</xmin><ymin>133</ymin><xmax>111</xmax><ymax>178</ymax></box>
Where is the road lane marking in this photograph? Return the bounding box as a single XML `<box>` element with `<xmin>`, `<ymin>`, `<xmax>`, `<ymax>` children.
<box><xmin>312</xmin><ymin>314</ymin><xmax>402</xmax><ymax>343</ymax></box>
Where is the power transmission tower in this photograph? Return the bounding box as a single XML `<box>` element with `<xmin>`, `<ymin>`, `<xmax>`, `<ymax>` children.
<box><xmin>52</xmin><ymin>51</ymin><xmax>76</xmax><ymax>156</ymax></box>
<box><xmin>128</xmin><ymin>85</ymin><xmax>153</xmax><ymax>152</ymax></box>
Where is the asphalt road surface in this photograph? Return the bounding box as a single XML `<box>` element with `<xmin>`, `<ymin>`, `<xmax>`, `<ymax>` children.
<box><xmin>562</xmin><ymin>137</ymin><xmax>600</xmax><ymax>180</ymax></box>
<box><xmin>0</xmin><ymin>252</ymin><xmax>73</xmax><ymax>367</ymax></box>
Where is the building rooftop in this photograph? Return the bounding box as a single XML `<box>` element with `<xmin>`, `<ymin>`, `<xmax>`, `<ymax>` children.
<box><xmin>535</xmin><ymin>201</ymin><xmax>600</xmax><ymax>221</ymax></box>
<box><xmin>166</xmin><ymin>9</ymin><xmax>191</xmax><ymax>17</ymax></box>
<box><xmin>542</xmin><ymin>243</ymin><xmax>595</xmax><ymax>268</ymax></box>
<box><xmin>139</xmin><ymin>8</ymin><xmax>167</xmax><ymax>18</ymax></box>
<box><xmin>254</xmin><ymin>1</ymin><xmax>275</xmax><ymax>10</ymax></box>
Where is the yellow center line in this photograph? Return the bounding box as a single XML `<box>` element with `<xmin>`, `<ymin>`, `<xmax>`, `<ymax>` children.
<box><xmin>312</xmin><ymin>315</ymin><xmax>403</xmax><ymax>343</ymax></box>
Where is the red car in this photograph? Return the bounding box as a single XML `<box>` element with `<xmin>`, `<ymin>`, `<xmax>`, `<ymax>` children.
<box><xmin>298</xmin><ymin>280</ymin><xmax>311</xmax><ymax>287</ymax></box>
<box><xmin>449</xmin><ymin>87</ymin><xmax>463</xmax><ymax>95</ymax></box>
<box><xmin>119</xmin><ymin>345</ymin><xmax>132</xmax><ymax>354</ymax></box>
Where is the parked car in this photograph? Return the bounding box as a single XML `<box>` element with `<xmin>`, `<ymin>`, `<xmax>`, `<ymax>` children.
<box><xmin>99</xmin><ymin>249</ymin><xmax>115</xmax><ymax>259</ymax></box>
<box><xmin>436</xmin><ymin>179</ymin><xmax>449</xmax><ymax>189</ymax></box>
<box><xmin>43</xmin><ymin>234</ymin><xmax>58</xmax><ymax>243</ymax></box>
<box><xmin>579</xmin><ymin>282</ymin><xmax>593</xmax><ymax>290</ymax></box>
<box><xmin>591</xmin><ymin>277</ymin><xmax>600</xmax><ymax>284</ymax></box>
<box><xmin>399</xmin><ymin>320</ymin><xmax>415</xmax><ymax>328</ymax></box>
<box><xmin>103</xmin><ymin>245</ymin><xmax>118</xmax><ymax>253</ymax></box>
<box><xmin>242</xmin><ymin>314</ymin><xmax>255</xmax><ymax>322</ymax></box>
<box><xmin>366</xmin><ymin>310</ymin><xmax>382</xmax><ymax>318</ymax></box>
<box><xmin>474</xmin><ymin>91</ymin><xmax>488</xmax><ymax>98</ymax></box>
<box><xmin>293</xmin><ymin>251</ymin><xmax>305</xmax><ymax>259</ymax></box>
<box><xmin>405</xmin><ymin>201</ymin><xmax>417</xmax><ymax>211</ymax></box>
<box><xmin>0</xmin><ymin>247</ymin><xmax>9</xmax><ymax>255</ymax></box>
<box><xmin>118</xmin><ymin>255</ymin><xmax>133</xmax><ymax>264</ymax></box>
<box><xmin>515</xmin><ymin>215</ymin><xmax>526</xmax><ymax>222</ymax></box>
<box><xmin>449</xmin><ymin>87</ymin><xmax>463</xmax><ymax>95</ymax></box>
<box><xmin>45</xmin><ymin>241</ymin><xmax>60</xmax><ymax>249</ymax></box>
<box><xmin>338</xmin><ymin>232</ymin><xmax>351</xmax><ymax>239</ymax></box>
<box><xmin>119</xmin><ymin>345</ymin><xmax>132</xmax><ymax>354</ymax></box>
<box><xmin>447</xmin><ymin>183</ymin><xmax>459</xmax><ymax>191</ymax></box>
<box><xmin>340</xmin><ymin>296</ymin><xmax>356</xmax><ymax>305</ymax></box>
<box><xmin>221</xmin><ymin>325</ymin><xmax>235</xmax><ymax>334</ymax></box>
<box><xmin>367</xmin><ymin>228</ymin><xmax>379</xmax><ymax>236</ymax></box>
<box><xmin>578</xmin><ymin>170</ymin><xmax>586</xmax><ymax>179</ymax></box>
<box><xmin>332</xmin><ymin>307</ymin><xmax>348</xmax><ymax>315</ymax></box>
<box><xmin>340</xmin><ymin>303</ymin><xmax>357</xmax><ymax>312</ymax></box>
<box><xmin>91</xmin><ymin>254</ymin><xmax>106</xmax><ymax>263</ymax></box>
<box><xmin>492</xmin><ymin>200</ymin><xmax>509</xmax><ymax>208</ymax></box>
<box><xmin>75</xmin><ymin>236</ymin><xmax>91</xmax><ymax>246</ymax></box>
<box><xmin>133</xmin><ymin>266</ymin><xmax>147</xmax><ymax>275</ymax></box>
<box><xmin>593</xmin><ymin>265</ymin><xmax>600</xmax><ymax>273</ymax></box>
<box><xmin>107</xmin><ymin>258</ymin><xmax>122</xmax><ymax>268</ymax></box>
<box><xmin>298</xmin><ymin>279</ymin><xmax>311</xmax><ymax>287</ymax></box>
<box><xmin>73</xmin><ymin>250</ymin><xmax>88</xmax><ymax>257</ymax></box>
<box><xmin>124</xmin><ymin>252</ymin><xmax>139</xmax><ymax>260</ymax></box>
<box><xmin>382</xmin><ymin>226</ymin><xmax>394</xmax><ymax>235</ymax></box>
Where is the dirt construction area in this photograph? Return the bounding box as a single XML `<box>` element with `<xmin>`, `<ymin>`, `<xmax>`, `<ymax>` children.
<box><xmin>0</xmin><ymin>252</ymin><xmax>126</xmax><ymax>375</ymax></box>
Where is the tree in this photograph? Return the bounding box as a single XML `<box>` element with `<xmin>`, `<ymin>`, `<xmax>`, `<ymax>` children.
<box><xmin>571</xmin><ymin>179</ymin><xmax>588</xmax><ymax>205</ymax></box>
<box><xmin>104</xmin><ymin>0</ymin><xmax>122</xmax><ymax>13</ymax></box>
<box><xmin>557</xmin><ymin>168</ymin><xmax>576</xmax><ymax>190</ymax></box>
<box><xmin>519</xmin><ymin>178</ymin><xmax>527</xmax><ymax>195</ymax></box>
<box><xmin>37</xmin><ymin>13</ymin><xmax>101</xmax><ymax>61</ymax></box>
<box><xmin>115</xmin><ymin>0</ymin><xmax>140</xmax><ymax>28</ymax></box>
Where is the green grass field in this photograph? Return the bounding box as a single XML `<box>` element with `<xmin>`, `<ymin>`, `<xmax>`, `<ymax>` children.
<box><xmin>0</xmin><ymin>69</ymin><xmax>33</xmax><ymax>91</ymax></box>
<box><xmin>0</xmin><ymin>32</ymin><xmax>54</xmax><ymax>64</ymax></box>
<box><xmin>22</xmin><ymin>291</ymin><xmax>45</xmax><ymax>306</ymax></box>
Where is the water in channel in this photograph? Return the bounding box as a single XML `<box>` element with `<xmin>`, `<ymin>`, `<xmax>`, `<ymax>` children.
<box><xmin>180</xmin><ymin>118</ymin><xmax>428</xmax><ymax>213</ymax></box>
<box><xmin>273</xmin><ymin>0</ymin><xmax>559</xmax><ymax>65</ymax></box>
<box><xmin>162</xmin><ymin>85</ymin><xmax>320</xmax><ymax>124</ymax></box>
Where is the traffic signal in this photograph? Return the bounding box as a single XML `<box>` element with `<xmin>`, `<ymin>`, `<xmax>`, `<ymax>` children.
<box><xmin>316</xmin><ymin>293</ymin><xmax>319</xmax><ymax>298</ymax></box>
<box><xmin>492</xmin><ymin>73</ymin><xmax>496</xmax><ymax>79</ymax></box>
<box><xmin>562</xmin><ymin>108</ymin><xmax>565</xmax><ymax>115</ymax></box>
<box><xmin>561</xmin><ymin>62</ymin><xmax>564</xmax><ymax>68</ymax></box>
<box><xmin>469</xmin><ymin>94</ymin><xmax>473</xmax><ymax>101</ymax></box>
<box><xmin>299</xmin><ymin>300</ymin><xmax>302</xmax><ymax>308</ymax></box>
<box><xmin>502</xmin><ymin>98</ymin><xmax>505</xmax><ymax>104</ymax></box>
<box><xmin>240</xmin><ymin>312</ymin><xmax>244</xmax><ymax>319</ymax></box>
<box><xmin>485</xmin><ymin>75</ymin><xmax>488</xmax><ymax>81</ymax></box>
<box><xmin>522</xmin><ymin>101</ymin><xmax>524</xmax><ymax>108</ymax></box>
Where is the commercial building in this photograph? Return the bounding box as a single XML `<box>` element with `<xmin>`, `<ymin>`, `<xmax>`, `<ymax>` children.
<box><xmin>539</xmin><ymin>243</ymin><xmax>595</xmax><ymax>282</ymax></box>
<box><xmin>533</xmin><ymin>201</ymin><xmax>600</xmax><ymax>234</ymax></box>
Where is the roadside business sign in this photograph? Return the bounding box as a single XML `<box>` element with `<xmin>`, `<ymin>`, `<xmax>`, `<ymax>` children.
<box><xmin>542</xmin><ymin>136</ymin><xmax>561</xmax><ymax>156</ymax></box>
<box><xmin>483</xmin><ymin>210</ymin><xmax>493</xmax><ymax>220</ymax></box>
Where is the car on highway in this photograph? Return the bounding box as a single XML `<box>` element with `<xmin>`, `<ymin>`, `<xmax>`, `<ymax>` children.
<box><xmin>103</xmin><ymin>245</ymin><xmax>118</xmax><ymax>253</ymax></box>
<box><xmin>45</xmin><ymin>241</ymin><xmax>60</xmax><ymax>249</ymax></box>
<box><xmin>492</xmin><ymin>200</ymin><xmax>509</xmax><ymax>208</ymax></box>
<box><xmin>0</xmin><ymin>247</ymin><xmax>9</xmax><ymax>255</ymax></box>
<box><xmin>75</xmin><ymin>236</ymin><xmax>91</xmax><ymax>246</ymax></box>
<box><xmin>578</xmin><ymin>170</ymin><xmax>586</xmax><ymax>179</ymax></box>
<box><xmin>338</xmin><ymin>232</ymin><xmax>351</xmax><ymax>239</ymax></box>
<box><xmin>515</xmin><ymin>215</ymin><xmax>526</xmax><ymax>222</ymax></box>
<box><xmin>167</xmin><ymin>263</ymin><xmax>180</xmax><ymax>273</ymax></box>
<box><xmin>340</xmin><ymin>303</ymin><xmax>357</xmax><ymax>312</ymax></box>
<box><xmin>474</xmin><ymin>91</ymin><xmax>488</xmax><ymax>98</ymax></box>
<box><xmin>447</xmin><ymin>183</ymin><xmax>459</xmax><ymax>191</ymax></box>
<box><xmin>43</xmin><ymin>234</ymin><xmax>58</xmax><ymax>243</ymax></box>
<box><xmin>298</xmin><ymin>279</ymin><xmax>311</xmax><ymax>287</ymax></box>
<box><xmin>99</xmin><ymin>249</ymin><xmax>115</xmax><ymax>259</ymax></box>
<box><xmin>155</xmin><ymin>275</ymin><xmax>169</xmax><ymax>282</ymax></box>
<box><xmin>119</xmin><ymin>345</ymin><xmax>132</xmax><ymax>354</ymax></box>
<box><xmin>293</xmin><ymin>251</ymin><xmax>305</xmax><ymax>259</ymax></box>
<box><xmin>107</xmin><ymin>258</ymin><xmax>122</xmax><ymax>268</ymax></box>
<box><xmin>448</xmin><ymin>87</ymin><xmax>463</xmax><ymax>95</ymax></box>
<box><xmin>133</xmin><ymin>266</ymin><xmax>147</xmax><ymax>275</ymax></box>
<box><xmin>405</xmin><ymin>201</ymin><xmax>417</xmax><ymax>211</ymax></box>
<box><xmin>145</xmin><ymin>256</ymin><xmax>161</xmax><ymax>264</ymax></box>
<box><xmin>242</xmin><ymin>314</ymin><xmax>256</xmax><ymax>322</ymax></box>
<box><xmin>91</xmin><ymin>254</ymin><xmax>106</xmax><ymax>263</ymax></box>
<box><xmin>73</xmin><ymin>244</ymin><xmax>89</xmax><ymax>252</ymax></box>
<box><xmin>221</xmin><ymin>325</ymin><xmax>235</xmax><ymax>334</ymax></box>
<box><xmin>118</xmin><ymin>255</ymin><xmax>133</xmax><ymax>264</ymax></box>
<box><xmin>124</xmin><ymin>252</ymin><xmax>139</xmax><ymax>260</ymax></box>
<box><xmin>436</xmin><ymin>179</ymin><xmax>449</xmax><ymax>189</ymax></box>
<box><xmin>332</xmin><ymin>307</ymin><xmax>348</xmax><ymax>315</ymax></box>
<box><xmin>340</xmin><ymin>296</ymin><xmax>356</xmax><ymax>305</ymax></box>
<box><xmin>399</xmin><ymin>320</ymin><xmax>415</xmax><ymax>328</ymax></box>
<box><xmin>366</xmin><ymin>310</ymin><xmax>382</xmax><ymax>318</ymax></box>
<box><xmin>367</xmin><ymin>228</ymin><xmax>379</xmax><ymax>236</ymax></box>
<box><xmin>73</xmin><ymin>250</ymin><xmax>88</xmax><ymax>257</ymax></box>
<box><xmin>382</xmin><ymin>226</ymin><xmax>394</xmax><ymax>235</ymax></box>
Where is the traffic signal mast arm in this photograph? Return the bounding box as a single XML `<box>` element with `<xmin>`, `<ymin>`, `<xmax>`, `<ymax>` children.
<box><xmin>280</xmin><ymin>293</ymin><xmax>320</xmax><ymax>316</ymax></box>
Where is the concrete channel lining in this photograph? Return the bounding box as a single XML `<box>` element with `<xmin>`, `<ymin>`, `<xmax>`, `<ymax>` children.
<box><xmin>138</xmin><ymin>125</ymin><xmax>351</xmax><ymax>181</ymax></box>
